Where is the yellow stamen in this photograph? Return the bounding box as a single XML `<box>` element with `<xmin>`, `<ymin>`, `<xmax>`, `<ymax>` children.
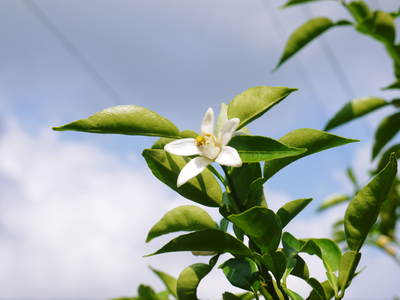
<box><xmin>196</xmin><ymin>135</ymin><xmax>205</xmax><ymax>146</ymax></box>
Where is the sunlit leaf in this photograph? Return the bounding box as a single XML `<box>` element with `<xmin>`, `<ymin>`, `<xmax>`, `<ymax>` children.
<box><xmin>229</xmin><ymin>207</ymin><xmax>282</xmax><ymax>253</ymax></box>
<box><xmin>146</xmin><ymin>205</ymin><xmax>217</xmax><ymax>242</ymax></box>
<box><xmin>152</xmin><ymin>130</ymin><xmax>198</xmax><ymax>149</ymax></box>
<box><xmin>277</xmin><ymin>198</ymin><xmax>312</xmax><ymax>227</ymax></box>
<box><xmin>375</xmin><ymin>144</ymin><xmax>400</xmax><ymax>173</ymax></box>
<box><xmin>229</xmin><ymin>135</ymin><xmax>306</xmax><ymax>163</ymax></box>
<box><xmin>148</xmin><ymin>229</ymin><xmax>251</xmax><ymax>256</ymax></box>
<box><xmin>285</xmin><ymin>288</ymin><xmax>304</xmax><ymax>300</ymax></box>
<box><xmin>53</xmin><ymin>105</ymin><xmax>180</xmax><ymax>138</ymax></box>
<box><xmin>318</xmin><ymin>194</ymin><xmax>349</xmax><ymax>212</ymax></box>
<box><xmin>372</xmin><ymin>112</ymin><xmax>400</xmax><ymax>159</ymax></box>
<box><xmin>345</xmin><ymin>154</ymin><xmax>398</xmax><ymax>251</ymax></box>
<box><xmin>356</xmin><ymin>11</ymin><xmax>396</xmax><ymax>43</ymax></box>
<box><xmin>275</xmin><ymin>17</ymin><xmax>350</xmax><ymax>69</ymax></box>
<box><xmin>324</xmin><ymin>97</ymin><xmax>388</xmax><ymax>130</ymax></box>
<box><xmin>281</xmin><ymin>0</ymin><xmax>325</xmax><ymax>9</ymax></box>
<box><xmin>142</xmin><ymin>149</ymin><xmax>222</xmax><ymax>207</ymax></box>
<box><xmin>337</xmin><ymin>251</ymin><xmax>361</xmax><ymax>293</ymax></box>
<box><xmin>227</xmin><ymin>86</ymin><xmax>297</xmax><ymax>129</ymax></box>
<box><xmin>150</xmin><ymin>267</ymin><xmax>177</xmax><ymax>297</ymax></box>
<box><xmin>301</xmin><ymin>239</ymin><xmax>342</xmax><ymax>273</ymax></box>
<box><xmin>264</xmin><ymin>129</ymin><xmax>358</xmax><ymax>180</ymax></box>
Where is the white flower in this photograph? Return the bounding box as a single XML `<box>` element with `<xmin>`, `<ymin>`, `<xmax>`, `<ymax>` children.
<box><xmin>164</xmin><ymin>107</ymin><xmax>242</xmax><ymax>187</ymax></box>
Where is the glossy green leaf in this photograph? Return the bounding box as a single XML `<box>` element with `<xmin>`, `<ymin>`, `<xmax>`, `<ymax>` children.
<box><xmin>53</xmin><ymin>105</ymin><xmax>180</xmax><ymax>138</ymax></box>
<box><xmin>275</xmin><ymin>18</ymin><xmax>350</xmax><ymax>69</ymax></box>
<box><xmin>229</xmin><ymin>163</ymin><xmax>262</xmax><ymax>207</ymax></box>
<box><xmin>229</xmin><ymin>135</ymin><xmax>306</xmax><ymax>163</ymax></box>
<box><xmin>324</xmin><ymin>97</ymin><xmax>388</xmax><ymax>130</ymax></box>
<box><xmin>148</xmin><ymin>229</ymin><xmax>251</xmax><ymax>256</ymax></box>
<box><xmin>301</xmin><ymin>239</ymin><xmax>341</xmax><ymax>273</ymax></box>
<box><xmin>306</xmin><ymin>280</ymin><xmax>334</xmax><ymax>300</ymax></box>
<box><xmin>318</xmin><ymin>194</ymin><xmax>349</xmax><ymax>212</ymax></box>
<box><xmin>291</xmin><ymin>255</ymin><xmax>310</xmax><ymax>281</ymax></box>
<box><xmin>138</xmin><ymin>284</ymin><xmax>158</xmax><ymax>300</ymax></box>
<box><xmin>246</xmin><ymin>177</ymin><xmax>267</xmax><ymax>208</ymax></box>
<box><xmin>220</xmin><ymin>257</ymin><xmax>259</xmax><ymax>290</ymax></box>
<box><xmin>261</xmin><ymin>251</ymin><xmax>287</xmax><ymax>281</ymax></box>
<box><xmin>281</xmin><ymin>0</ymin><xmax>324</xmax><ymax>8</ymax></box>
<box><xmin>146</xmin><ymin>205</ymin><xmax>217</xmax><ymax>242</ymax></box>
<box><xmin>150</xmin><ymin>267</ymin><xmax>177</xmax><ymax>297</ymax></box>
<box><xmin>177</xmin><ymin>261</ymin><xmax>215</xmax><ymax>300</ymax></box>
<box><xmin>229</xmin><ymin>207</ymin><xmax>282</xmax><ymax>253</ymax></box>
<box><xmin>372</xmin><ymin>112</ymin><xmax>400</xmax><ymax>159</ymax></box>
<box><xmin>152</xmin><ymin>130</ymin><xmax>198</xmax><ymax>149</ymax></box>
<box><xmin>277</xmin><ymin>198</ymin><xmax>312</xmax><ymax>228</ymax></box>
<box><xmin>347</xmin><ymin>1</ymin><xmax>372</xmax><ymax>22</ymax></box>
<box><xmin>337</xmin><ymin>251</ymin><xmax>361</xmax><ymax>293</ymax></box>
<box><xmin>227</xmin><ymin>86</ymin><xmax>297</xmax><ymax>129</ymax></box>
<box><xmin>356</xmin><ymin>11</ymin><xmax>396</xmax><ymax>43</ymax></box>
<box><xmin>156</xmin><ymin>291</ymin><xmax>170</xmax><ymax>300</ymax></box>
<box><xmin>264</xmin><ymin>129</ymin><xmax>358</xmax><ymax>180</ymax></box>
<box><xmin>345</xmin><ymin>154</ymin><xmax>398</xmax><ymax>251</ymax></box>
<box><xmin>375</xmin><ymin>144</ymin><xmax>400</xmax><ymax>173</ymax></box>
<box><xmin>142</xmin><ymin>149</ymin><xmax>222</xmax><ymax>207</ymax></box>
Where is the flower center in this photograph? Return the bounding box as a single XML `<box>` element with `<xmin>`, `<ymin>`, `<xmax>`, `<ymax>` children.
<box><xmin>195</xmin><ymin>134</ymin><xmax>221</xmax><ymax>160</ymax></box>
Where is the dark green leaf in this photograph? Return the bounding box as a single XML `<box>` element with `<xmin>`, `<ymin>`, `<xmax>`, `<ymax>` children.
<box><xmin>318</xmin><ymin>194</ymin><xmax>349</xmax><ymax>212</ymax></box>
<box><xmin>264</xmin><ymin>129</ymin><xmax>358</xmax><ymax>180</ymax></box>
<box><xmin>223</xmin><ymin>292</ymin><xmax>243</xmax><ymax>300</ymax></box>
<box><xmin>148</xmin><ymin>229</ymin><xmax>251</xmax><ymax>256</ymax></box>
<box><xmin>275</xmin><ymin>18</ymin><xmax>350</xmax><ymax>69</ymax></box>
<box><xmin>53</xmin><ymin>105</ymin><xmax>180</xmax><ymax>138</ymax></box>
<box><xmin>281</xmin><ymin>0</ymin><xmax>324</xmax><ymax>9</ymax></box>
<box><xmin>229</xmin><ymin>207</ymin><xmax>282</xmax><ymax>253</ymax></box>
<box><xmin>291</xmin><ymin>255</ymin><xmax>310</xmax><ymax>280</ymax></box>
<box><xmin>383</xmin><ymin>81</ymin><xmax>400</xmax><ymax>90</ymax></box>
<box><xmin>246</xmin><ymin>177</ymin><xmax>267</xmax><ymax>208</ymax></box>
<box><xmin>306</xmin><ymin>280</ymin><xmax>334</xmax><ymax>300</ymax></box>
<box><xmin>324</xmin><ymin>97</ymin><xmax>388</xmax><ymax>130</ymax></box>
<box><xmin>227</xmin><ymin>86</ymin><xmax>297</xmax><ymax>129</ymax></box>
<box><xmin>372</xmin><ymin>112</ymin><xmax>400</xmax><ymax>159</ymax></box>
<box><xmin>150</xmin><ymin>267</ymin><xmax>177</xmax><ymax>297</ymax></box>
<box><xmin>146</xmin><ymin>205</ymin><xmax>218</xmax><ymax>242</ymax></box>
<box><xmin>261</xmin><ymin>251</ymin><xmax>287</xmax><ymax>281</ymax></box>
<box><xmin>176</xmin><ymin>262</ymin><xmax>214</xmax><ymax>300</ymax></box>
<box><xmin>375</xmin><ymin>144</ymin><xmax>400</xmax><ymax>173</ymax></box>
<box><xmin>337</xmin><ymin>251</ymin><xmax>361</xmax><ymax>293</ymax></box>
<box><xmin>229</xmin><ymin>163</ymin><xmax>262</xmax><ymax>207</ymax></box>
<box><xmin>378</xmin><ymin>184</ymin><xmax>399</xmax><ymax>238</ymax></box>
<box><xmin>138</xmin><ymin>284</ymin><xmax>158</xmax><ymax>300</ymax></box>
<box><xmin>345</xmin><ymin>154</ymin><xmax>398</xmax><ymax>251</ymax></box>
<box><xmin>220</xmin><ymin>257</ymin><xmax>259</xmax><ymax>290</ymax></box>
<box><xmin>229</xmin><ymin>135</ymin><xmax>306</xmax><ymax>163</ymax></box>
<box><xmin>285</xmin><ymin>288</ymin><xmax>304</xmax><ymax>300</ymax></box>
<box><xmin>142</xmin><ymin>149</ymin><xmax>222</xmax><ymax>207</ymax></box>
<box><xmin>277</xmin><ymin>198</ymin><xmax>312</xmax><ymax>228</ymax></box>
<box><xmin>347</xmin><ymin>1</ymin><xmax>372</xmax><ymax>22</ymax></box>
<box><xmin>356</xmin><ymin>11</ymin><xmax>396</xmax><ymax>44</ymax></box>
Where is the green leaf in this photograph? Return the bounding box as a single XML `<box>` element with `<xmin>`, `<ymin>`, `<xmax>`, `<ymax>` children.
<box><xmin>281</xmin><ymin>0</ymin><xmax>324</xmax><ymax>9</ymax></box>
<box><xmin>356</xmin><ymin>11</ymin><xmax>396</xmax><ymax>44</ymax></box>
<box><xmin>375</xmin><ymin>144</ymin><xmax>400</xmax><ymax>173</ymax></box>
<box><xmin>227</xmin><ymin>86</ymin><xmax>297</xmax><ymax>129</ymax></box>
<box><xmin>324</xmin><ymin>97</ymin><xmax>388</xmax><ymax>130</ymax></box>
<box><xmin>291</xmin><ymin>255</ymin><xmax>310</xmax><ymax>281</ymax></box>
<box><xmin>229</xmin><ymin>207</ymin><xmax>282</xmax><ymax>253</ymax></box>
<box><xmin>277</xmin><ymin>198</ymin><xmax>312</xmax><ymax>228</ymax></box>
<box><xmin>229</xmin><ymin>135</ymin><xmax>307</xmax><ymax>163</ymax></box>
<box><xmin>264</xmin><ymin>129</ymin><xmax>358</xmax><ymax>180</ymax></box>
<box><xmin>378</xmin><ymin>183</ymin><xmax>399</xmax><ymax>238</ymax></box>
<box><xmin>347</xmin><ymin>1</ymin><xmax>372</xmax><ymax>22</ymax></box>
<box><xmin>372</xmin><ymin>112</ymin><xmax>400</xmax><ymax>159</ymax></box>
<box><xmin>138</xmin><ymin>284</ymin><xmax>158</xmax><ymax>300</ymax></box>
<box><xmin>220</xmin><ymin>257</ymin><xmax>259</xmax><ymax>290</ymax></box>
<box><xmin>142</xmin><ymin>149</ymin><xmax>222</xmax><ymax>207</ymax></box>
<box><xmin>53</xmin><ymin>105</ymin><xmax>180</xmax><ymax>138</ymax></box>
<box><xmin>337</xmin><ymin>251</ymin><xmax>361</xmax><ymax>293</ymax></box>
<box><xmin>152</xmin><ymin>130</ymin><xmax>198</xmax><ymax>149</ymax></box>
<box><xmin>318</xmin><ymin>194</ymin><xmax>349</xmax><ymax>212</ymax></box>
<box><xmin>176</xmin><ymin>260</ymin><xmax>215</xmax><ymax>300</ymax></box>
<box><xmin>148</xmin><ymin>229</ymin><xmax>251</xmax><ymax>256</ymax></box>
<box><xmin>156</xmin><ymin>291</ymin><xmax>170</xmax><ymax>300</ymax></box>
<box><xmin>146</xmin><ymin>205</ymin><xmax>218</xmax><ymax>242</ymax></box>
<box><xmin>275</xmin><ymin>17</ymin><xmax>350</xmax><ymax>69</ymax></box>
<box><xmin>150</xmin><ymin>267</ymin><xmax>177</xmax><ymax>297</ymax></box>
<box><xmin>246</xmin><ymin>177</ymin><xmax>267</xmax><ymax>208</ymax></box>
<box><xmin>261</xmin><ymin>251</ymin><xmax>287</xmax><ymax>281</ymax></box>
<box><xmin>346</xmin><ymin>167</ymin><xmax>359</xmax><ymax>189</ymax></box>
<box><xmin>306</xmin><ymin>279</ymin><xmax>334</xmax><ymax>300</ymax></box>
<box><xmin>223</xmin><ymin>292</ymin><xmax>243</xmax><ymax>300</ymax></box>
<box><xmin>301</xmin><ymin>239</ymin><xmax>342</xmax><ymax>273</ymax></box>
<box><xmin>383</xmin><ymin>81</ymin><xmax>400</xmax><ymax>90</ymax></box>
<box><xmin>345</xmin><ymin>154</ymin><xmax>398</xmax><ymax>251</ymax></box>
<box><xmin>285</xmin><ymin>288</ymin><xmax>304</xmax><ymax>300</ymax></box>
<box><xmin>229</xmin><ymin>163</ymin><xmax>262</xmax><ymax>207</ymax></box>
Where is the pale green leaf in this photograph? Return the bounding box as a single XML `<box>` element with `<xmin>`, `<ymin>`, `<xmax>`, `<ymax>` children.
<box><xmin>337</xmin><ymin>251</ymin><xmax>361</xmax><ymax>293</ymax></box>
<box><xmin>148</xmin><ymin>229</ymin><xmax>251</xmax><ymax>256</ymax></box>
<box><xmin>227</xmin><ymin>86</ymin><xmax>297</xmax><ymax>129</ymax></box>
<box><xmin>142</xmin><ymin>149</ymin><xmax>222</xmax><ymax>207</ymax></box>
<box><xmin>281</xmin><ymin>0</ymin><xmax>325</xmax><ymax>9</ymax></box>
<box><xmin>146</xmin><ymin>205</ymin><xmax>217</xmax><ymax>242</ymax></box>
<box><xmin>229</xmin><ymin>207</ymin><xmax>282</xmax><ymax>253</ymax></box>
<box><xmin>264</xmin><ymin>129</ymin><xmax>358</xmax><ymax>180</ymax></box>
<box><xmin>53</xmin><ymin>105</ymin><xmax>180</xmax><ymax>138</ymax></box>
<box><xmin>150</xmin><ymin>267</ymin><xmax>177</xmax><ymax>297</ymax></box>
<box><xmin>345</xmin><ymin>154</ymin><xmax>398</xmax><ymax>251</ymax></box>
<box><xmin>229</xmin><ymin>135</ymin><xmax>306</xmax><ymax>163</ymax></box>
<box><xmin>318</xmin><ymin>194</ymin><xmax>349</xmax><ymax>212</ymax></box>
<box><xmin>324</xmin><ymin>97</ymin><xmax>388</xmax><ymax>130</ymax></box>
<box><xmin>301</xmin><ymin>239</ymin><xmax>342</xmax><ymax>273</ymax></box>
<box><xmin>372</xmin><ymin>112</ymin><xmax>400</xmax><ymax>159</ymax></box>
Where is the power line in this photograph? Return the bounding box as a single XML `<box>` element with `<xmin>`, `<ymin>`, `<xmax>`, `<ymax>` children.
<box><xmin>22</xmin><ymin>0</ymin><xmax>121</xmax><ymax>105</ymax></box>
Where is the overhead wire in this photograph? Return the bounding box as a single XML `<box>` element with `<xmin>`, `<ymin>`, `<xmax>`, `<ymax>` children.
<box><xmin>22</xmin><ymin>0</ymin><xmax>121</xmax><ymax>105</ymax></box>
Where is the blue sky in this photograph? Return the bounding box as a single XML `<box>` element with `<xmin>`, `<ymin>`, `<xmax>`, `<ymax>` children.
<box><xmin>0</xmin><ymin>0</ymin><xmax>399</xmax><ymax>299</ymax></box>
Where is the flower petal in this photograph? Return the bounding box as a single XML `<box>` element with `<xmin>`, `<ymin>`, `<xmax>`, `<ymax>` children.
<box><xmin>218</xmin><ymin>118</ymin><xmax>240</xmax><ymax>146</ymax></box>
<box><xmin>215</xmin><ymin>146</ymin><xmax>242</xmax><ymax>167</ymax></box>
<box><xmin>215</xmin><ymin>103</ymin><xmax>228</xmax><ymax>136</ymax></box>
<box><xmin>201</xmin><ymin>107</ymin><xmax>214</xmax><ymax>135</ymax></box>
<box><xmin>164</xmin><ymin>138</ymin><xmax>199</xmax><ymax>156</ymax></box>
<box><xmin>177</xmin><ymin>156</ymin><xmax>212</xmax><ymax>187</ymax></box>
